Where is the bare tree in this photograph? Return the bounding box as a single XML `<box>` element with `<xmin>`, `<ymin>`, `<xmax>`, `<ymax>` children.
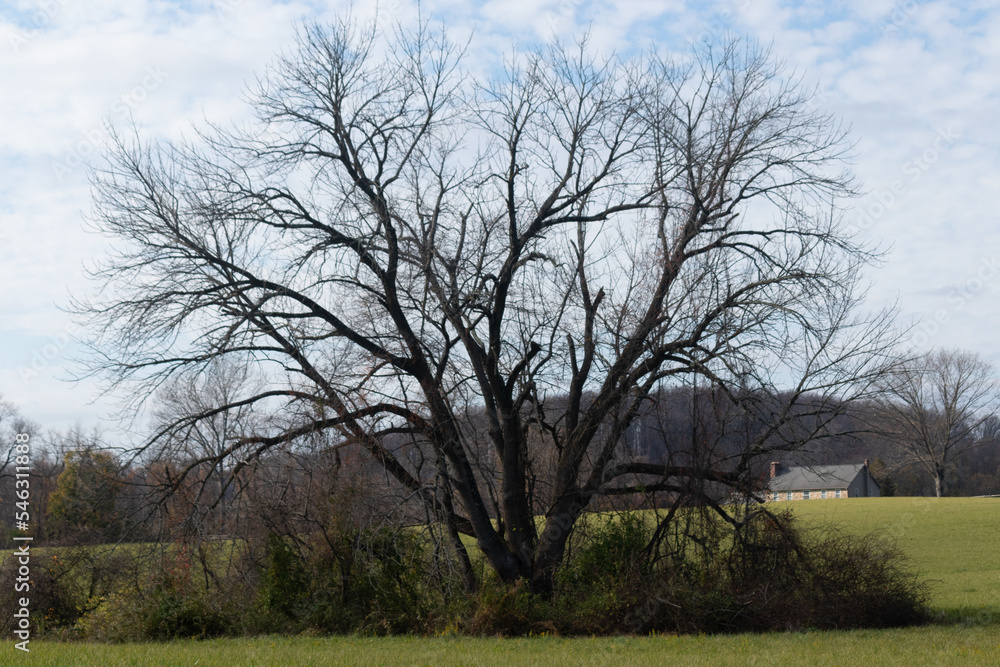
<box><xmin>874</xmin><ymin>349</ymin><xmax>1000</xmax><ymax>497</ymax></box>
<box><xmin>0</xmin><ymin>397</ymin><xmax>40</xmax><ymax>546</ymax></box>
<box><xmin>143</xmin><ymin>358</ymin><xmax>262</xmax><ymax>538</ymax></box>
<box><xmin>0</xmin><ymin>396</ymin><xmax>32</xmax><ymax>479</ymax></box>
<box><xmin>75</xmin><ymin>18</ymin><xmax>899</xmax><ymax>593</ymax></box>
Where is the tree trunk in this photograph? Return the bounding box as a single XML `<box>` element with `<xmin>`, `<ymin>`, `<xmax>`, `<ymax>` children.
<box><xmin>530</xmin><ymin>492</ymin><xmax>586</xmax><ymax>596</ymax></box>
<box><xmin>500</xmin><ymin>416</ymin><xmax>537</xmax><ymax>580</ymax></box>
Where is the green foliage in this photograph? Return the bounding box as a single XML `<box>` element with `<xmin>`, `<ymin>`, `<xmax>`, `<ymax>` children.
<box><xmin>621</xmin><ymin>510</ymin><xmax>931</xmax><ymax>634</ymax></box>
<box><xmin>259</xmin><ymin>534</ymin><xmax>309</xmax><ymax>617</ymax></box>
<box><xmin>135</xmin><ymin>546</ymin><xmax>231</xmax><ymax>640</ymax></box>
<box><xmin>252</xmin><ymin>526</ymin><xmax>439</xmax><ymax>634</ymax></box>
<box><xmin>0</xmin><ymin>546</ymin><xmax>134</xmax><ymax>637</ymax></box>
<box><xmin>465</xmin><ymin>579</ymin><xmax>549</xmax><ymax>636</ymax></box>
<box><xmin>23</xmin><ymin>553</ymin><xmax>86</xmax><ymax>631</ymax></box>
<box><xmin>69</xmin><ymin>545</ymin><xmax>235</xmax><ymax>642</ymax></box>
<box><xmin>552</xmin><ymin>514</ymin><xmax>651</xmax><ymax>633</ymax></box>
<box><xmin>313</xmin><ymin>525</ymin><xmax>438</xmax><ymax>635</ymax></box>
<box><xmin>562</xmin><ymin>514</ymin><xmax>649</xmax><ymax>585</ymax></box>
<box><xmin>466</xmin><ymin>509</ymin><xmax>930</xmax><ymax>636</ymax></box>
<box><xmin>46</xmin><ymin>450</ymin><xmax>124</xmax><ymax>540</ymax></box>
<box><xmin>15</xmin><ymin>499</ymin><xmax>982</xmax><ymax>641</ymax></box>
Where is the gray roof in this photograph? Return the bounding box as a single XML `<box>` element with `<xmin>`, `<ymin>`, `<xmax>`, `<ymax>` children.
<box><xmin>768</xmin><ymin>463</ymin><xmax>864</xmax><ymax>491</ymax></box>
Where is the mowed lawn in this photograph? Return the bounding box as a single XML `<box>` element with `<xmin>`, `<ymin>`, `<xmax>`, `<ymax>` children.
<box><xmin>18</xmin><ymin>497</ymin><xmax>1000</xmax><ymax>666</ymax></box>
<box><xmin>18</xmin><ymin>628</ymin><xmax>1000</xmax><ymax>666</ymax></box>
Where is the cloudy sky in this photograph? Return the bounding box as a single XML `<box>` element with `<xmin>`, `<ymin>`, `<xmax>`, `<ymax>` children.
<box><xmin>1</xmin><ymin>0</ymin><xmax>997</xmax><ymax>436</ymax></box>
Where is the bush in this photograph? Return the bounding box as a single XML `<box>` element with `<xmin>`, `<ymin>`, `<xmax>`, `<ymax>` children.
<box><xmin>0</xmin><ymin>552</ymin><xmax>81</xmax><ymax>635</ymax></box>
<box><xmin>74</xmin><ymin>544</ymin><xmax>236</xmax><ymax>641</ymax></box>
<box><xmin>799</xmin><ymin>531</ymin><xmax>930</xmax><ymax>628</ymax></box>
<box><xmin>626</xmin><ymin>509</ymin><xmax>930</xmax><ymax>634</ymax></box>
<box><xmin>251</xmin><ymin>524</ymin><xmax>449</xmax><ymax>635</ymax></box>
<box><xmin>553</xmin><ymin>514</ymin><xmax>651</xmax><ymax>634</ymax></box>
<box><xmin>467</xmin><ymin>509</ymin><xmax>929</xmax><ymax>636</ymax></box>
<box><xmin>336</xmin><ymin>525</ymin><xmax>439</xmax><ymax>634</ymax></box>
<box><xmin>36</xmin><ymin>508</ymin><xmax>930</xmax><ymax>640</ymax></box>
<box><xmin>0</xmin><ymin>545</ymin><xmax>138</xmax><ymax>637</ymax></box>
<box><xmin>259</xmin><ymin>534</ymin><xmax>309</xmax><ymax>617</ymax></box>
<box><xmin>464</xmin><ymin>578</ymin><xmax>551</xmax><ymax>636</ymax></box>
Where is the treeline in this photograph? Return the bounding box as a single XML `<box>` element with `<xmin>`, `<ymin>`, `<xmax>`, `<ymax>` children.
<box><xmin>0</xmin><ymin>458</ymin><xmax>930</xmax><ymax>640</ymax></box>
<box><xmin>4</xmin><ymin>383</ymin><xmax>1000</xmax><ymax>551</ymax></box>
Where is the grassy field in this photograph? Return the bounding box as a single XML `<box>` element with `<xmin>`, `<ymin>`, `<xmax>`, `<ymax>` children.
<box><xmin>13</xmin><ymin>497</ymin><xmax>1000</xmax><ymax>665</ymax></box>
<box><xmin>14</xmin><ymin>627</ymin><xmax>1000</xmax><ymax>666</ymax></box>
<box><xmin>778</xmin><ymin>496</ymin><xmax>1000</xmax><ymax>620</ymax></box>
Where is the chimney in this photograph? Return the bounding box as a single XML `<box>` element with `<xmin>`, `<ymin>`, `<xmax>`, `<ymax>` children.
<box><xmin>770</xmin><ymin>461</ymin><xmax>780</xmax><ymax>479</ymax></box>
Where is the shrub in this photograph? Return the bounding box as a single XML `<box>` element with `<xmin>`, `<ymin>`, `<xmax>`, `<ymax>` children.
<box><xmin>465</xmin><ymin>577</ymin><xmax>552</xmax><ymax>636</ymax></box>
<box><xmin>553</xmin><ymin>514</ymin><xmax>651</xmax><ymax>634</ymax></box>
<box><xmin>0</xmin><ymin>545</ymin><xmax>137</xmax><ymax>637</ymax></box>
<box><xmin>259</xmin><ymin>534</ymin><xmax>309</xmax><ymax>617</ymax></box>
<box><xmin>135</xmin><ymin>546</ymin><xmax>230</xmax><ymax>640</ymax></box>
<box><xmin>74</xmin><ymin>544</ymin><xmax>234</xmax><ymax>641</ymax></box>
<box><xmin>470</xmin><ymin>509</ymin><xmax>929</xmax><ymax>636</ymax></box>
<box><xmin>628</xmin><ymin>509</ymin><xmax>930</xmax><ymax>633</ymax></box>
<box><xmin>0</xmin><ymin>552</ymin><xmax>81</xmax><ymax>635</ymax></box>
<box><xmin>342</xmin><ymin>526</ymin><xmax>437</xmax><ymax>634</ymax></box>
<box><xmin>254</xmin><ymin>523</ymin><xmax>449</xmax><ymax>635</ymax></box>
<box><xmin>50</xmin><ymin>508</ymin><xmax>931</xmax><ymax>639</ymax></box>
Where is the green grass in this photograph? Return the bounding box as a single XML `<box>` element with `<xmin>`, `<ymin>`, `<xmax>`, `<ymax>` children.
<box><xmin>18</xmin><ymin>628</ymin><xmax>1000</xmax><ymax>666</ymax></box>
<box><xmin>772</xmin><ymin>497</ymin><xmax>1000</xmax><ymax>620</ymax></box>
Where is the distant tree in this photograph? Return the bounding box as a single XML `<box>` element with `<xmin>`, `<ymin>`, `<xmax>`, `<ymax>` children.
<box><xmin>143</xmin><ymin>359</ymin><xmax>262</xmax><ymax>538</ymax></box>
<box><xmin>76</xmin><ymin>19</ymin><xmax>900</xmax><ymax>593</ymax></box>
<box><xmin>0</xmin><ymin>396</ymin><xmax>38</xmax><ymax>476</ymax></box>
<box><xmin>867</xmin><ymin>457</ymin><xmax>895</xmax><ymax>496</ymax></box>
<box><xmin>0</xmin><ymin>397</ymin><xmax>42</xmax><ymax>543</ymax></box>
<box><xmin>874</xmin><ymin>349</ymin><xmax>1000</xmax><ymax>497</ymax></box>
<box><xmin>46</xmin><ymin>448</ymin><xmax>124</xmax><ymax>540</ymax></box>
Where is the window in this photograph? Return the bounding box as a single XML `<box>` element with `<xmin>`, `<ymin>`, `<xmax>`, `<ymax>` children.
<box><xmin>772</xmin><ymin>492</ymin><xmax>779</xmax><ymax>502</ymax></box>
<box><xmin>835</xmin><ymin>489</ymin><xmax>842</xmax><ymax>498</ymax></box>
<box><xmin>786</xmin><ymin>492</ymin><xmax>793</xmax><ymax>501</ymax></box>
<box><xmin>821</xmin><ymin>490</ymin><xmax>827</xmax><ymax>499</ymax></box>
<box><xmin>803</xmin><ymin>490</ymin><xmax>810</xmax><ymax>499</ymax></box>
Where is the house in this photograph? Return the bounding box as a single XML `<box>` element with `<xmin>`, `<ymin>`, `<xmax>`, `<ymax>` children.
<box><xmin>765</xmin><ymin>460</ymin><xmax>880</xmax><ymax>502</ymax></box>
